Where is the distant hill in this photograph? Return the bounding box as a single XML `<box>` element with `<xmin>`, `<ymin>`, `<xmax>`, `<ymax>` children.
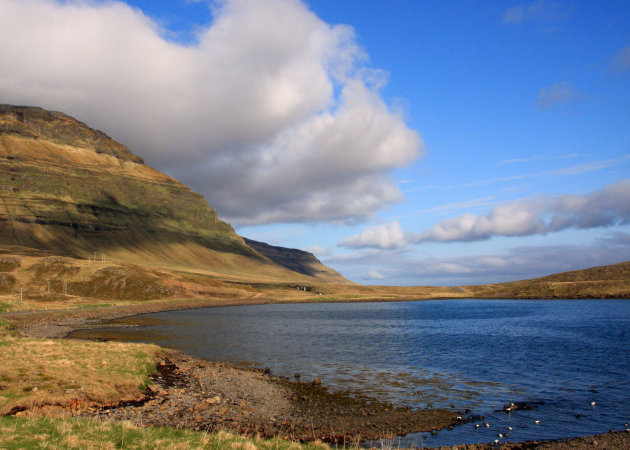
<box><xmin>0</xmin><ymin>105</ymin><xmax>349</xmax><ymax>285</ymax></box>
<box><xmin>243</xmin><ymin>238</ymin><xmax>347</xmax><ymax>283</ymax></box>
<box><xmin>460</xmin><ymin>261</ymin><xmax>630</xmax><ymax>299</ymax></box>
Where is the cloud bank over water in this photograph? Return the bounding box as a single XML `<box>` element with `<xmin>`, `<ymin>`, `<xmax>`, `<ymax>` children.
<box><xmin>0</xmin><ymin>0</ymin><xmax>421</xmax><ymax>225</ymax></box>
<box><xmin>341</xmin><ymin>180</ymin><xmax>630</xmax><ymax>249</ymax></box>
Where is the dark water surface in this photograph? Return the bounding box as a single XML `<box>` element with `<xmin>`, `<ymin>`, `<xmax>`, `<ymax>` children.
<box><xmin>72</xmin><ymin>299</ymin><xmax>630</xmax><ymax>447</ymax></box>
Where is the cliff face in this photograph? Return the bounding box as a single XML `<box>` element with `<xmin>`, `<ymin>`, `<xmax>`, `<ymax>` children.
<box><xmin>0</xmin><ymin>105</ymin><xmax>143</xmax><ymax>163</ymax></box>
<box><xmin>0</xmin><ymin>105</ymin><xmax>244</xmax><ymax>255</ymax></box>
<box><xmin>243</xmin><ymin>238</ymin><xmax>349</xmax><ymax>284</ymax></box>
<box><xmin>0</xmin><ymin>105</ymin><xmax>349</xmax><ymax>284</ymax></box>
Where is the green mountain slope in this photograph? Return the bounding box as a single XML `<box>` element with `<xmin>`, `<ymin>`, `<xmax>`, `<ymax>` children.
<box><xmin>0</xmin><ymin>105</ymin><xmax>349</xmax><ymax>284</ymax></box>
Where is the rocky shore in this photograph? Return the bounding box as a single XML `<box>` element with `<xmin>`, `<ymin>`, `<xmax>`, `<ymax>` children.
<box><xmin>79</xmin><ymin>349</ymin><xmax>458</xmax><ymax>444</ymax></box>
<box><xmin>4</xmin><ymin>303</ymin><xmax>630</xmax><ymax>449</ymax></box>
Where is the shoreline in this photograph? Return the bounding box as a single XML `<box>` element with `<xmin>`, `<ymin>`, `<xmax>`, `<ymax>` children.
<box><xmin>3</xmin><ymin>299</ymin><xmax>630</xmax><ymax>449</ymax></box>
<box><xmin>8</xmin><ymin>296</ymin><xmax>629</xmax><ymax>339</ymax></box>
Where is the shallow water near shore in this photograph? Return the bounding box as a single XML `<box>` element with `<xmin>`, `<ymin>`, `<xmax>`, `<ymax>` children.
<box><xmin>71</xmin><ymin>299</ymin><xmax>630</xmax><ymax>447</ymax></box>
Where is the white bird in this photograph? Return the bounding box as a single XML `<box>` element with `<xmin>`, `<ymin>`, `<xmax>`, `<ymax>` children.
<box><xmin>508</xmin><ymin>426</ymin><xmax>513</xmax><ymax>431</ymax></box>
<box><xmin>484</xmin><ymin>422</ymin><xmax>491</xmax><ymax>428</ymax></box>
<box><xmin>535</xmin><ymin>420</ymin><xmax>541</xmax><ymax>424</ymax></box>
<box><xmin>591</xmin><ymin>401</ymin><xmax>596</xmax><ymax>407</ymax></box>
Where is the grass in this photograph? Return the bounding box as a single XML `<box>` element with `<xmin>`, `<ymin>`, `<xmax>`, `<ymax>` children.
<box><xmin>460</xmin><ymin>261</ymin><xmax>630</xmax><ymax>299</ymax></box>
<box><xmin>0</xmin><ymin>335</ymin><xmax>159</xmax><ymax>415</ymax></box>
<box><xmin>0</xmin><ymin>301</ymin><xmax>12</xmax><ymax>312</ymax></box>
<box><xmin>0</xmin><ymin>416</ymin><xmax>333</xmax><ymax>450</ymax></box>
<box><xmin>0</xmin><ymin>318</ymin><xmax>19</xmax><ymax>337</ymax></box>
<box><xmin>77</xmin><ymin>303</ymin><xmax>116</xmax><ymax>309</ymax></box>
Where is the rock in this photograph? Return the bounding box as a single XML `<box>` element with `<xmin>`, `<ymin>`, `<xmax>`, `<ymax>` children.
<box><xmin>193</xmin><ymin>402</ymin><xmax>206</xmax><ymax>412</ymax></box>
<box><xmin>205</xmin><ymin>395</ymin><xmax>221</xmax><ymax>404</ymax></box>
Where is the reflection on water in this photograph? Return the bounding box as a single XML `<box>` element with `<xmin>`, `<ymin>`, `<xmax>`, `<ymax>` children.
<box><xmin>70</xmin><ymin>299</ymin><xmax>630</xmax><ymax>447</ymax></box>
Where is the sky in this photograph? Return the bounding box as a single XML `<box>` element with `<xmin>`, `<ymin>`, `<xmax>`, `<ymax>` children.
<box><xmin>1</xmin><ymin>0</ymin><xmax>629</xmax><ymax>285</ymax></box>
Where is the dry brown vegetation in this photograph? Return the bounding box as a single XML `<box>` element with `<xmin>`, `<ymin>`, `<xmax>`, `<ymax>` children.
<box><xmin>0</xmin><ymin>247</ymin><xmax>628</xmax><ymax>316</ymax></box>
<box><xmin>460</xmin><ymin>260</ymin><xmax>630</xmax><ymax>299</ymax></box>
<box><xmin>0</xmin><ymin>325</ymin><xmax>159</xmax><ymax>416</ymax></box>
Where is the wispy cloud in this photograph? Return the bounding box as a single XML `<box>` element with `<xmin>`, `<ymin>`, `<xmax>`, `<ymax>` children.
<box><xmin>500</xmin><ymin>157</ymin><xmax>535</xmax><ymax>164</ymax></box>
<box><xmin>611</xmin><ymin>45</ymin><xmax>630</xmax><ymax>72</ymax></box>
<box><xmin>445</xmin><ymin>155</ymin><xmax>630</xmax><ymax>190</ymax></box>
<box><xmin>304</xmin><ymin>245</ymin><xmax>331</xmax><ymax>256</ymax></box>
<box><xmin>502</xmin><ymin>0</ymin><xmax>566</xmax><ymax>26</ymax></box>
<box><xmin>328</xmin><ymin>232</ymin><xmax>630</xmax><ymax>286</ymax></box>
<box><xmin>415</xmin><ymin>196</ymin><xmax>498</xmax><ymax>214</ymax></box>
<box><xmin>536</xmin><ymin>80</ymin><xmax>578</xmax><ymax>109</ymax></box>
<box><xmin>339</xmin><ymin>180</ymin><xmax>630</xmax><ymax>248</ymax></box>
<box><xmin>0</xmin><ymin>0</ymin><xmax>422</xmax><ymax>225</ymax></box>
<box><xmin>499</xmin><ymin>153</ymin><xmax>582</xmax><ymax>165</ymax></box>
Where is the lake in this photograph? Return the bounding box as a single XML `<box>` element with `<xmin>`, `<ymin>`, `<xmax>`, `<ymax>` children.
<box><xmin>71</xmin><ymin>299</ymin><xmax>630</xmax><ymax>447</ymax></box>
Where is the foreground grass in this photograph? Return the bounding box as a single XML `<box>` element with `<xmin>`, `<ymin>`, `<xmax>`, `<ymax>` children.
<box><xmin>0</xmin><ymin>416</ymin><xmax>332</xmax><ymax>450</ymax></box>
<box><xmin>0</xmin><ymin>322</ymin><xmax>335</xmax><ymax>450</ymax></box>
<box><xmin>0</xmin><ymin>323</ymin><xmax>159</xmax><ymax>415</ymax></box>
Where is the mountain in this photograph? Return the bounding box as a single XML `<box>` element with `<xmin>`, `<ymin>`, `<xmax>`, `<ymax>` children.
<box><xmin>0</xmin><ymin>104</ymin><xmax>349</xmax><ymax>285</ymax></box>
<box><xmin>1</xmin><ymin>104</ymin><xmax>625</xmax><ymax>304</ymax></box>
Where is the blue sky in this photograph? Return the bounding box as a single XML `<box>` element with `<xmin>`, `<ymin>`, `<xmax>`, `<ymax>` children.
<box><xmin>1</xmin><ymin>0</ymin><xmax>629</xmax><ymax>285</ymax></box>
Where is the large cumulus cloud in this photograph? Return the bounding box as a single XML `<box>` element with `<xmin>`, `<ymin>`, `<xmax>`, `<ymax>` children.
<box><xmin>0</xmin><ymin>0</ymin><xmax>422</xmax><ymax>224</ymax></box>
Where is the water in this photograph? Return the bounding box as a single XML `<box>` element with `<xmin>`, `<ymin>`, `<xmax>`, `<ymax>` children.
<box><xmin>71</xmin><ymin>299</ymin><xmax>630</xmax><ymax>447</ymax></box>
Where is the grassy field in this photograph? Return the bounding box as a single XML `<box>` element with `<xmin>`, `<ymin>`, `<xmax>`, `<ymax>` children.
<box><xmin>0</xmin><ymin>319</ymin><xmax>159</xmax><ymax>416</ymax></box>
<box><xmin>0</xmin><ymin>416</ymin><xmax>333</xmax><ymax>450</ymax></box>
<box><xmin>0</xmin><ymin>252</ymin><xmax>628</xmax><ymax>316</ymax></box>
<box><xmin>0</xmin><ymin>319</ymin><xmax>337</xmax><ymax>450</ymax></box>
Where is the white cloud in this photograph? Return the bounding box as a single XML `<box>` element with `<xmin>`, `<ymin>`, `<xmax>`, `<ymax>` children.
<box><xmin>536</xmin><ymin>80</ymin><xmax>578</xmax><ymax>109</ymax></box>
<box><xmin>339</xmin><ymin>221</ymin><xmax>408</xmax><ymax>249</ymax></box>
<box><xmin>366</xmin><ymin>270</ymin><xmax>386</xmax><ymax>280</ymax></box>
<box><xmin>339</xmin><ymin>180</ymin><xmax>630</xmax><ymax>248</ymax></box>
<box><xmin>417</xmin><ymin>180</ymin><xmax>630</xmax><ymax>243</ymax></box>
<box><xmin>429</xmin><ymin>155</ymin><xmax>630</xmax><ymax>191</ymax></box>
<box><xmin>502</xmin><ymin>0</ymin><xmax>565</xmax><ymax>26</ymax></box>
<box><xmin>0</xmin><ymin>0</ymin><xmax>422</xmax><ymax>225</ymax></box>
<box><xmin>326</xmin><ymin>232</ymin><xmax>630</xmax><ymax>286</ymax></box>
<box><xmin>304</xmin><ymin>245</ymin><xmax>330</xmax><ymax>256</ymax></box>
